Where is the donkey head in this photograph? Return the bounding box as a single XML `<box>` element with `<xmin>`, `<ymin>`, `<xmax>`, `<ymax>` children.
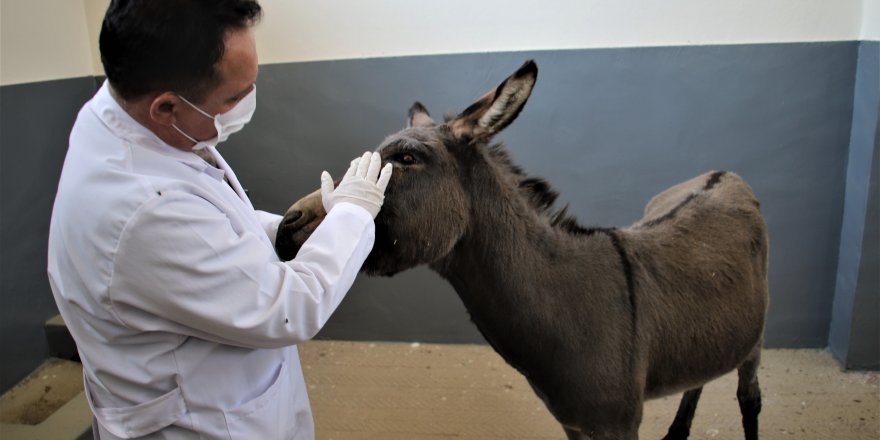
<box><xmin>275</xmin><ymin>60</ymin><xmax>538</xmax><ymax>276</ymax></box>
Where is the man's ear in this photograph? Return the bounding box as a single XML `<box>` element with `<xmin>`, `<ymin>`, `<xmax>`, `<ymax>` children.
<box><xmin>149</xmin><ymin>92</ymin><xmax>183</xmax><ymax>126</ymax></box>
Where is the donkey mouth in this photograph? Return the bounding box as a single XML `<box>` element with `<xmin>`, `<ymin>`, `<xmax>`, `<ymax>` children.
<box><xmin>275</xmin><ymin>211</ymin><xmax>323</xmax><ymax>261</ymax></box>
<box><xmin>274</xmin><ymin>226</ymin><xmax>304</xmax><ymax>261</ymax></box>
<box><xmin>274</xmin><ymin>187</ymin><xmax>328</xmax><ymax>261</ymax></box>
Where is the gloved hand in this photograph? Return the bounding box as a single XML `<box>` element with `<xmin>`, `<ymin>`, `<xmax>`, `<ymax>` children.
<box><xmin>321</xmin><ymin>151</ymin><xmax>393</xmax><ymax>218</ymax></box>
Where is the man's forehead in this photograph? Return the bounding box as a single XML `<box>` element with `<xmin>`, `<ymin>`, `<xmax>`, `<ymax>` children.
<box><xmin>216</xmin><ymin>29</ymin><xmax>258</xmax><ymax>89</ymax></box>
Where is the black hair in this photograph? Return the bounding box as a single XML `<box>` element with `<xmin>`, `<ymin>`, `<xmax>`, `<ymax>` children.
<box><xmin>99</xmin><ymin>0</ymin><xmax>262</xmax><ymax>102</ymax></box>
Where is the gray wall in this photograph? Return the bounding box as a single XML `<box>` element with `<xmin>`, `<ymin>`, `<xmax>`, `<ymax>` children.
<box><xmin>1</xmin><ymin>41</ymin><xmax>877</xmax><ymax>391</ymax></box>
<box><xmin>0</xmin><ymin>77</ymin><xmax>98</xmax><ymax>392</ymax></box>
<box><xmin>829</xmin><ymin>41</ymin><xmax>880</xmax><ymax>369</ymax></box>
<box><xmin>849</xmin><ymin>146</ymin><xmax>879</xmax><ymax>369</ymax></box>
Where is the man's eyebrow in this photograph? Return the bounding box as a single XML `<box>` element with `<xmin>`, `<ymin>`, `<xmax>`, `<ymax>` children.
<box><xmin>229</xmin><ymin>83</ymin><xmax>255</xmax><ymax>100</ymax></box>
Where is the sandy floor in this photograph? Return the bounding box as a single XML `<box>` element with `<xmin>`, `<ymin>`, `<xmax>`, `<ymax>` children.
<box><xmin>300</xmin><ymin>341</ymin><xmax>880</xmax><ymax>440</ymax></box>
<box><xmin>1</xmin><ymin>342</ymin><xmax>877</xmax><ymax>439</ymax></box>
<box><xmin>0</xmin><ymin>359</ymin><xmax>84</xmax><ymax>426</ymax></box>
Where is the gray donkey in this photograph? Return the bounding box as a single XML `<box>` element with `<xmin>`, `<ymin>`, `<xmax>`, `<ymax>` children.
<box><xmin>275</xmin><ymin>60</ymin><xmax>770</xmax><ymax>440</ymax></box>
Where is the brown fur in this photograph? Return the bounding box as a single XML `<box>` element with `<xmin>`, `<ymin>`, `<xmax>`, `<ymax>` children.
<box><xmin>275</xmin><ymin>61</ymin><xmax>769</xmax><ymax>440</ymax></box>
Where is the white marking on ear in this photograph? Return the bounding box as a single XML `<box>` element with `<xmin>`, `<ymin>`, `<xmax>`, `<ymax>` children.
<box><xmin>410</xmin><ymin>112</ymin><xmax>434</xmax><ymax>128</ymax></box>
<box><xmin>478</xmin><ymin>101</ymin><xmax>506</xmax><ymax>128</ymax></box>
<box><xmin>478</xmin><ymin>81</ymin><xmax>532</xmax><ymax>129</ymax></box>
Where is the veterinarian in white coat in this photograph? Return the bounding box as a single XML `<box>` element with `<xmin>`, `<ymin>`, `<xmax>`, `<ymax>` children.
<box><xmin>47</xmin><ymin>1</ymin><xmax>389</xmax><ymax>438</ymax></box>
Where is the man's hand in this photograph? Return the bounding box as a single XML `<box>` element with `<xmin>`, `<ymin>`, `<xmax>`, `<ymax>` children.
<box><xmin>320</xmin><ymin>152</ymin><xmax>392</xmax><ymax>218</ymax></box>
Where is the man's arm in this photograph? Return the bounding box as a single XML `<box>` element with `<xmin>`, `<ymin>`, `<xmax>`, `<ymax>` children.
<box><xmin>108</xmin><ymin>190</ymin><xmax>374</xmax><ymax>348</ymax></box>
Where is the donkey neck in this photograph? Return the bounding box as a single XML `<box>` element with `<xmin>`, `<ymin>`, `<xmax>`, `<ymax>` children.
<box><xmin>428</xmin><ymin>153</ymin><xmax>614</xmax><ymax>358</ymax></box>
<box><xmin>432</xmin><ymin>155</ymin><xmax>560</xmax><ymax>291</ymax></box>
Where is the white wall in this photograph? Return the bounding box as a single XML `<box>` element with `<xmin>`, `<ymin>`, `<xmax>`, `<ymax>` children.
<box><xmin>83</xmin><ymin>0</ymin><xmax>109</xmax><ymax>77</ymax></box>
<box><xmin>255</xmin><ymin>0</ymin><xmax>868</xmax><ymax>65</ymax></box>
<box><xmin>0</xmin><ymin>0</ymin><xmax>875</xmax><ymax>86</ymax></box>
<box><xmin>863</xmin><ymin>0</ymin><xmax>880</xmax><ymax>40</ymax></box>
<box><xmin>0</xmin><ymin>0</ymin><xmax>95</xmax><ymax>85</ymax></box>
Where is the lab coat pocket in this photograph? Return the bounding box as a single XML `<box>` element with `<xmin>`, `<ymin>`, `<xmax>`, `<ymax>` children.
<box><xmin>223</xmin><ymin>360</ymin><xmax>297</xmax><ymax>439</ymax></box>
<box><xmin>86</xmin><ymin>380</ymin><xmax>188</xmax><ymax>438</ymax></box>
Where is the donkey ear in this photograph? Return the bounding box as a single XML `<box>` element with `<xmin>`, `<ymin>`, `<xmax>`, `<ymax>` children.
<box><xmin>407</xmin><ymin>102</ymin><xmax>435</xmax><ymax>128</ymax></box>
<box><xmin>450</xmin><ymin>60</ymin><xmax>538</xmax><ymax>139</ymax></box>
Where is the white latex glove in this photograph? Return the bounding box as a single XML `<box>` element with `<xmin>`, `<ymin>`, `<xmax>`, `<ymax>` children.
<box><xmin>321</xmin><ymin>151</ymin><xmax>393</xmax><ymax>218</ymax></box>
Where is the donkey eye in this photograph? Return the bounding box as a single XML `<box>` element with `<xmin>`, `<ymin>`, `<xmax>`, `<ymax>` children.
<box><xmin>395</xmin><ymin>153</ymin><xmax>418</xmax><ymax>165</ymax></box>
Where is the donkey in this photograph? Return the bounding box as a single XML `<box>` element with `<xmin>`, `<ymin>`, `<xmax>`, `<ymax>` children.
<box><xmin>275</xmin><ymin>60</ymin><xmax>769</xmax><ymax>440</ymax></box>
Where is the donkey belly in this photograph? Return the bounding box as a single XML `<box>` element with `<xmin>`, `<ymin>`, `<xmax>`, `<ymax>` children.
<box><xmin>642</xmin><ymin>298</ymin><xmax>766</xmax><ymax>399</ymax></box>
<box><xmin>638</xmin><ymin>247</ymin><xmax>768</xmax><ymax>398</ymax></box>
<box><xmin>639</xmin><ymin>254</ymin><xmax>767</xmax><ymax>398</ymax></box>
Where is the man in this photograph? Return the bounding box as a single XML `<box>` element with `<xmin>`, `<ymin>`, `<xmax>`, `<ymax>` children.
<box><xmin>47</xmin><ymin>1</ymin><xmax>390</xmax><ymax>438</ymax></box>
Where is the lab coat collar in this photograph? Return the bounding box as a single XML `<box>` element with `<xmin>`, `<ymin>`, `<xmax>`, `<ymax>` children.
<box><xmin>90</xmin><ymin>81</ymin><xmax>224</xmax><ymax>177</ymax></box>
<box><xmin>205</xmin><ymin>145</ymin><xmax>252</xmax><ymax>205</ymax></box>
<box><xmin>91</xmin><ymin>82</ymin><xmax>201</xmax><ymax>162</ymax></box>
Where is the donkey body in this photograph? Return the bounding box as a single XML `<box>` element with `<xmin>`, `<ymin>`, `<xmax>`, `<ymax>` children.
<box><xmin>276</xmin><ymin>61</ymin><xmax>769</xmax><ymax>440</ymax></box>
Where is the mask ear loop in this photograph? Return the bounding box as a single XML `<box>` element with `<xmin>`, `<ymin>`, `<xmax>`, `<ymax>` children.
<box><xmin>171</xmin><ymin>123</ymin><xmax>201</xmax><ymax>144</ymax></box>
<box><xmin>177</xmin><ymin>94</ymin><xmax>216</xmax><ymax>120</ymax></box>
<box><xmin>172</xmin><ymin>94</ymin><xmax>218</xmax><ymax>150</ymax></box>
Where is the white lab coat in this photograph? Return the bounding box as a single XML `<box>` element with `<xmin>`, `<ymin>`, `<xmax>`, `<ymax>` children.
<box><xmin>47</xmin><ymin>81</ymin><xmax>374</xmax><ymax>439</ymax></box>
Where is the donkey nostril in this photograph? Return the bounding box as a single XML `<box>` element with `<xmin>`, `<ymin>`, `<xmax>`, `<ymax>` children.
<box><xmin>282</xmin><ymin>211</ymin><xmax>303</xmax><ymax>227</ymax></box>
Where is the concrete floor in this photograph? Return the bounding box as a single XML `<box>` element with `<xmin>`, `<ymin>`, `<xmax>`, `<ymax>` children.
<box><xmin>1</xmin><ymin>342</ymin><xmax>877</xmax><ymax>439</ymax></box>
<box><xmin>301</xmin><ymin>341</ymin><xmax>880</xmax><ymax>440</ymax></box>
<box><xmin>0</xmin><ymin>359</ymin><xmax>91</xmax><ymax>439</ymax></box>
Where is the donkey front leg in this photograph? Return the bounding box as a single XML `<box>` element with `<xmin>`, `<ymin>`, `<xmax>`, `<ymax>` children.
<box><xmin>571</xmin><ymin>408</ymin><xmax>641</xmax><ymax>440</ymax></box>
<box><xmin>565</xmin><ymin>428</ymin><xmax>639</xmax><ymax>440</ymax></box>
<box><xmin>564</xmin><ymin>427</ymin><xmax>585</xmax><ymax>440</ymax></box>
<box><xmin>570</xmin><ymin>427</ymin><xmax>639</xmax><ymax>440</ymax></box>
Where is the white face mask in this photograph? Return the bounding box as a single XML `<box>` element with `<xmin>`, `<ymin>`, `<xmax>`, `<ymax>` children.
<box><xmin>172</xmin><ymin>85</ymin><xmax>256</xmax><ymax>150</ymax></box>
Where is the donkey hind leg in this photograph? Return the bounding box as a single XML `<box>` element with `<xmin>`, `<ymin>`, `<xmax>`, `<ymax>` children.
<box><xmin>661</xmin><ymin>387</ymin><xmax>704</xmax><ymax>440</ymax></box>
<box><xmin>737</xmin><ymin>349</ymin><xmax>762</xmax><ymax>440</ymax></box>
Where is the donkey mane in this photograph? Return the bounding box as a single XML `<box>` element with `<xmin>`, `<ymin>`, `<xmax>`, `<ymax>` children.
<box><xmin>485</xmin><ymin>142</ymin><xmax>596</xmax><ymax>236</ymax></box>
